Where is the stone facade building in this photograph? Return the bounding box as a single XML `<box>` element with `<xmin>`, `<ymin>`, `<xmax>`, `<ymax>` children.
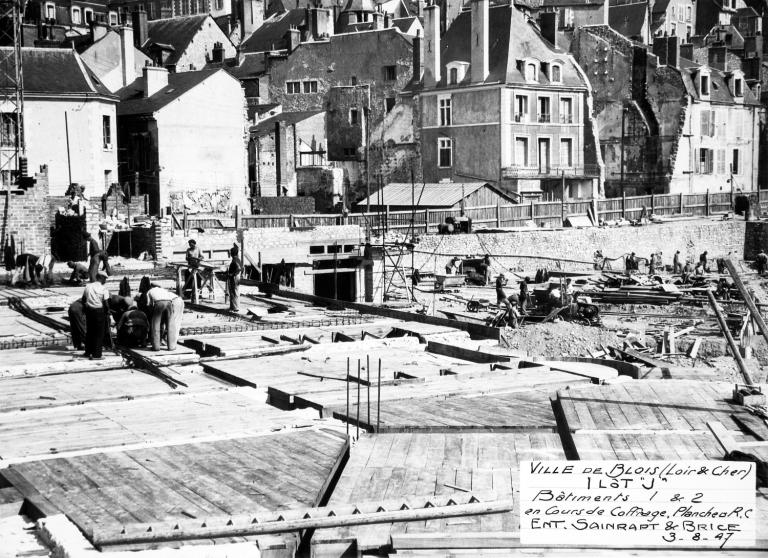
<box><xmin>416</xmin><ymin>0</ymin><xmax>601</xmax><ymax>200</ymax></box>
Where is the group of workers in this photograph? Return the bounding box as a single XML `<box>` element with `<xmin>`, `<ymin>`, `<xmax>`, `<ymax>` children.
<box><xmin>625</xmin><ymin>249</ymin><xmax>716</xmax><ymax>281</ymax></box>
<box><xmin>185</xmin><ymin>239</ymin><xmax>242</xmax><ymax>312</ymax></box>
<box><xmin>68</xmin><ymin>273</ymin><xmax>185</xmax><ymax>359</ymax></box>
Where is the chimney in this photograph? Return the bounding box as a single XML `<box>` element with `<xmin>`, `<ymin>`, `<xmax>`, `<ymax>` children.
<box><xmin>413</xmin><ymin>30</ymin><xmax>422</xmax><ymax>81</ymax></box>
<box><xmin>132</xmin><ymin>7</ymin><xmax>147</xmax><ymax>49</ymax></box>
<box><xmin>372</xmin><ymin>10</ymin><xmax>384</xmax><ymax>29</ymax></box>
<box><xmin>143</xmin><ymin>65</ymin><xmax>168</xmax><ymax>97</ymax></box>
<box><xmin>212</xmin><ymin>41</ymin><xmax>225</xmax><ymax>62</ymax></box>
<box><xmin>310</xmin><ymin>7</ymin><xmax>332</xmax><ymax>38</ymax></box>
<box><xmin>90</xmin><ymin>21</ymin><xmax>109</xmax><ymax>42</ymax></box>
<box><xmin>242</xmin><ymin>0</ymin><xmax>264</xmax><ymax>37</ymax></box>
<box><xmin>708</xmin><ymin>45</ymin><xmax>727</xmax><ymax>70</ymax></box>
<box><xmin>383</xmin><ymin>12</ymin><xmax>390</xmax><ymax>28</ymax></box>
<box><xmin>540</xmin><ymin>11</ymin><xmax>558</xmax><ymax>49</ymax></box>
<box><xmin>470</xmin><ymin>0</ymin><xmax>489</xmax><ymax>83</ymax></box>
<box><xmin>652</xmin><ymin>35</ymin><xmax>680</xmax><ymax>68</ymax></box>
<box><xmin>423</xmin><ymin>1</ymin><xmax>440</xmax><ymax>86</ymax></box>
<box><xmin>285</xmin><ymin>26</ymin><xmax>300</xmax><ymax>52</ymax></box>
<box><xmin>119</xmin><ymin>24</ymin><xmax>135</xmax><ymax>87</ymax></box>
<box><xmin>417</xmin><ymin>0</ymin><xmax>423</xmax><ymax>18</ymax></box>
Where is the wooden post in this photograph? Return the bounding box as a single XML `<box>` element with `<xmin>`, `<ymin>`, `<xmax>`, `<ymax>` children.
<box><xmin>651</xmin><ymin>194</ymin><xmax>655</xmax><ymax>215</ymax></box>
<box><xmin>289</xmin><ymin>214</ymin><xmax>294</xmax><ymax>228</ymax></box>
<box><xmin>377</xmin><ymin>358</ymin><xmax>381</xmax><ymax>431</ymax></box>
<box><xmin>621</xmin><ymin>191</ymin><xmax>626</xmax><ymax>219</ymax></box>
<box><xmin>706</xmin><ymin>189</ymin><xmax>710</xmax><ymax>216</ymax></box>
<box><xmin>423</xmin><ymin>209</ymin><xmax>428</xmax><ymax>234</ymax></box>
<box><xmin>385</xmin><ymin>205</ymin><xmax>390</xmax><ymax>233</ymax></box>
<box><xmin>234</xmin><ymin>205</ymin><xmax>240</xmax><ymax>230</ymax></box>
<box><xmin>592</xmin><ymin>197</ymin><xmax>599</xmax><ymax>225</ymax></box>
<box><xmin>680</xmin><ymin>193</ymin><xmax>684</xmax><ymax>215</ymax></box>
<box><xmin>496</xmin><ymin>201</ymin><xmax>501</xmax><ymax>227</ymax></box>
<box><xmin>366</xmin><ymin>355</ymin><xmax>370</xmax><ymax>428</ymax></box>
<box><xmin>530</xmin><ymin>199</ymin><xmax>535</xmax><ymax>224</ymax></box>
<box><xmin>346</xmin><ymin>358</ymin><xmax>349</xmax><ymax>436</ymax></box>
<box><xmin>356</xmin><ymin>359</ymin><xmax>361</xmax><ymax>438</ymax></box>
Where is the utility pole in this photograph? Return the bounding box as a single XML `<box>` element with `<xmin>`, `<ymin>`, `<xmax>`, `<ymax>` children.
<box><xmin>620</xmin><ymin>105</ymin><xmax>627</xmax><ymax>197</ymax></box>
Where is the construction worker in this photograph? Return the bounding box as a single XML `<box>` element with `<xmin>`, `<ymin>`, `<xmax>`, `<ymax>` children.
<box><xmin>519</xmin><ymin>277</ymin><xmax>531</xmax><ymax>315</ymax></box>
<box><xmin>65</xmin><ymin>261</ymin><xmax>90</xmax><ymax>285</ymax></box>
<box><xmin>673</xmin><ymin>250</ymin><xmax>682</xmax><ymax>274</ymax></box>
<box><xmin>756</xmin><ymin>251</ymin><xmax>768</xmax><ymax>275</ymax></box>
<box><xmin>116</xmin><ymin>306</ymin><xmax>149</xmax><ymax>347</ymax></box>
<box><xmin>145</xmin><ymin>285</ymin><xmax>184</xmax><ymax>351</ymax></box>
<box><xmin>227</xmin><ymin>243</ymin><xmax>242</xmax><ymax>313</ymax></box>
<box><xmin>81</xmin><ymin>271</ymin><xmax>109</xmax><ymax>360</ymax></box>
<box><xmin>84</xmin><ymin>232</ymin><xmax>111</xmax><ymax>282</ymax></box>
<box><xmin>625</xmin><ymin>252</ymin><xmax>637</xmax><ymax>275</ymax></box>
<box><xmin>495</xmin><ymin>273</ymin><xmax>510</xmax><ymax>309</ymax></box>
<box><xmin>185</xmin><ymin>239</ymin><xmax>203</xmax><ymax>268</ymax></box>
<box><xmin>699</xmin><ymin>250</ymin><xmax>710</xmax><ymax>273</ymax></box>
<box><xmin>478</xmin><ymin>255</ymin><xmax>492</xmax><ymax>285</ymax></box>
<box><xmin>648</xmin><ymin>253</ymin><xmax>657</xmax><ymax>275</ymax></box>
<box><xmin>67</xmin><ymin>299</ymin><xmax>87</xmax><ymax>351</ymax></box>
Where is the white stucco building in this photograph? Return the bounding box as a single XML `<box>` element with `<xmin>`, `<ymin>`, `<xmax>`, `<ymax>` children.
<box><xmin>116</xmin><ymin>66</ymin><xmax>248</xmax><ymax>215</ymax></box>
<box><xmin>0</xmin><ymin>48</ymin><xmax>118</xmax><ymax>196</ymax></box>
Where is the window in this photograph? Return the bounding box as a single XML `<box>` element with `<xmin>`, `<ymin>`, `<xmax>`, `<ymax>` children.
<box><xmin>439</xmin><ymin>96</ymin><xmax>452</xmax><ymax>127</ymax></box>
<box><xmin>700</xmin><ymin>74</ymin><xmax>710</xmax><ymax>96</ymax></box>
<box><xmin>343</xmin><ymin>147</ymin><xmax>356</xmax><ymax>158</ymax></box>
<box><xmin>71</xmin><ymin>7</ymin><xmax>81</xmax><ymax>24</ymax></box>
<box><xmin>286</xmin><ymin>81</ymin><xmax>301</xmax><ymax>94</ymax></box>
<box><xmin>302</xmin><ymin>80</ymin><xmax>317</xmax><ymax>93</ymax></box>
<box><xmin>515</xmin><ymin>137</ymin><xmax>529</xmax><ymax>165</ymax></box>
<box><xmin>551</xmin><ymin>64</ymin><xmax>561</xmax><ymax>83</ymax></box>
<box><xmin>351</xmin><ymin>76</ymin><xmax>357</xmax><ymax>85</ymax></box>
<box><xmin>696</xmin><ymin>148</ymin><xmax>713</xmax><ymax>174</ymax></box>
<box><xmin>102</xmin><ymin>115</ymin><xmax>112</xmax><ymax>149</ymax></box>
<box><xmin>732</xmin><ymin>149</ymin><xmax>740</xmax><ymax>174</ymax></box>
<box><xmin>734</xmin><ymin>78</ymin><xmax>743</xmax><ymax>97</ymax></box>
<box><xmin>514</xmin><ymin>95</ymin><xmax>528</xmax><ymax>122</ymax></box>
<box><xmin>525</xmin><ymin>62</ymin><xmax>537</xmax><ymax>82</ymax></box>
<box><xmin>385</xmin><ymin>97</ymin><xmax>395</xmax><ymax>113</ymax></box>
<box><xmin>215</xmin><ymin>0</ymin><xmax>223</xmax><ymax>9</ymax></box>
<box><xmin>438</xmin><ymin>138</ymin><xmax>453</xmax><ymax>168</ymax></box>
<box><xmin>700</xmin><ymin>110</ymin><xmax>715</xmax><ymax>136</ymax></box>
<box><xmin>349</xmin><ymin>108</ymin><xmax>359</xmax><ymax>125</ymax></box>
<box><xmin>687</xmin><ymin>26</ymin><xmax>692</xmax><ymax>41</ymax></box>
<box><xmin>538</xmin><ymin>96</ymin><xmax>551</xmax><ymax>123</ymax></box>
<box><xmin>109</xmin><ymin>11</ymin><xmax>118</xmax><ymax>25</ymax></box>
<box><xmin>686</xmin><ymin>6</ymin><xmax>692</xmax><ymax>21</ymax></box>
<box><xmin>84</xmin><ymin>8</ymin><xmax>93</xmax><ymax>23</ymax></box>
<box><xmin>45</xmin><ymin>2</ymin><xmax>56</xmax><ymax>19</ymax></box>
<box><xmin>450</xmin><ymin>68</ymin><xmax>458</xmax><ymax>84</ymax></box>
<box><xmin>383</xmin><ymin>65</ymin><xmax>397</xmax><ymax>81</ymax></box>
<box><xmin>560</xmin><ymin>138</ymin><xmax>573</xmax><ymax>167</ymax></box>
<box><xmin>560</xmin><ymin>97</ymin><xmax>573</xmax><ymax>123</ymax></box>
<box><xmin>0</xmin><ymin>113</ymin><xmax>17</xmax><ymax>147</ymax></box>
<box><xmin>717</xmin><ymin>149</ymin><xmax>726</xmax><ymax>174</ymax></box>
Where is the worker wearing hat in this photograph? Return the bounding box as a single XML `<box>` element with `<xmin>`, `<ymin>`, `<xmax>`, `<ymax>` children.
<box><xmin>227</xmin><ymin>243</ymin><xmax>242</xmax><ymax>313</ymax></box>
<box><xmin>80</xmin><ymin>271</ymin><xmax>110</xmax><ymax>359</ymax></box>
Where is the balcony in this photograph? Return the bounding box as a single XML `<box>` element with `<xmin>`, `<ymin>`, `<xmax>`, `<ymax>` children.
<box><xmin>560</xmin><ymin>114</ymin><xmax>574</xmax><ymax>124</ymax></box>
<box><xmin>538</xmin><ymin>113</ymin><xmax>551</xmax><ymax>123</ymax></box>
<box><xmin>514</xmin><ymin>113</ymin><xmax>527</xmax><ymax>123</ymax></box>
<box><xmin>502</xmin><ymin>164</ymin><xmax>601</xmax><ymax>179</ymax></box>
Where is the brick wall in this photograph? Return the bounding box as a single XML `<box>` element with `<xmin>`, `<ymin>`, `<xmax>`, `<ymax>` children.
<box><xmin>251</xmin><ymin>196</ymin><xmax>315</xmax><ymax>214</ymax></box>
<box><xmin>414</xmin><ymin>220</ymin><xmax>746</xmax><ymax>273</ymax></box>
<box><xmin>0</xmin><ymin>170</ymin><xmax>51</xmax><ymax>256</ymax></box>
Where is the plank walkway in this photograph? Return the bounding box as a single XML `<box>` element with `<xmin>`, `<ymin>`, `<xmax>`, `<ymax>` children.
<box><xmin>311</xmin><ymin>432</ymin><xmax>564</xmax><ymax>556</ymax></box>
<box><xmin>9</xmin><ymin>428</ymin><xmax>348</xmax><ymax>548</ymax></box>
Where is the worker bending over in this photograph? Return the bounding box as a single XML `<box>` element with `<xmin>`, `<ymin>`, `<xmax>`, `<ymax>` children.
<box><xmin>145</xmin><ymin>285</ymin><xmax>184</xmax><ymax>351</ymax></box>
<box><xmin>116</xmin><ymin>306</ymin><xmax>149</xmax><ymax>347</ymax></box>
<box><xmin>84</xmin><ymin>232</ymin><xmax>111</xmax><ymax>282</ymax></box>
<box><xmin>756</xmin><ymin>251</ymin><xmax>768</xmax><ymax>275</ymax></box>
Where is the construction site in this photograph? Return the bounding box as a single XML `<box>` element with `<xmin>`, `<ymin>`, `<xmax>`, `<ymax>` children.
<box><xmin>0</xmin><ymin>211</ymin><xmax>765</xmax><ymax>557</ymax></box>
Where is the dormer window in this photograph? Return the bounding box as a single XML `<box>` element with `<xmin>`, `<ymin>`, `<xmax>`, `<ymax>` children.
<box><xmin>109</xmin><ymin>11</ymin><xmax>118</xmax><ymax>25</ymax></box>
<box><xmin>71</xmin><ymin>6</ymin><xmax>81</xmax><ymax>24</ymax></box>
<box><xmin>734</xmin><ymin>77</ymin><xmax>744</xmax><ymax>97</ymax></box>
<box><xmin>84</xmin><ymin>8</ymin><xmax>93</xmax><ymax>23</ymax></box>
<box><xmin>446</xmin><ymin>61</ymin><xmax>469</xmax><ymax>85</ymax></box>
<box><xmin>526</xmin><ymin>63</ymin><xmax>537</xmax><ymax>82</ymax></box>
<box><xmin>700</xmin><ymin>73</ymin><xmax>710</xmax><ymax>97</ymax></box>
<box><xmin>551</xmin><ymin>63</ymin><xmax>562</xmax><ymax>83</ymax></box>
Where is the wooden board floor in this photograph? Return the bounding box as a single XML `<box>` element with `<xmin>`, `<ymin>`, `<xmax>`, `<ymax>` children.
<box><xmin>0</xmin><ymin>388</ymin><xmax>320</xmax><ymax>464</ymax></box>
<box><xmin>328</xmin><ymin>389</ymin><xmax>560</xmax><ymax>432</ymax></box>
<box><xmin>9</xmin><ymin>428</ymin><xmax>348</xmax><ymax>545</ymax></box>
<box><xmin>311</xmin><ymin>432</ymin><xmax>564</xmax><ymax>555</ymax></box>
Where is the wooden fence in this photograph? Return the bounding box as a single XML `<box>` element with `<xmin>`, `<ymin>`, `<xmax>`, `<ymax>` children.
<box><xmin>178</xmin><ymin>190</ymin><xmax>767</xmax><ymax>234</ymax></box>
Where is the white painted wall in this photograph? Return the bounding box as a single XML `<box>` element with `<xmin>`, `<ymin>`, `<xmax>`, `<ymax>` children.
<box><xmin>155</xmin><ymin>70</ymin><xmax>248</xmax><ymax>211</ymax></box>
<box><xmin>13</xmin><ymin>97</ymin><xmax>119</xmax><ymax>197</ymax></box>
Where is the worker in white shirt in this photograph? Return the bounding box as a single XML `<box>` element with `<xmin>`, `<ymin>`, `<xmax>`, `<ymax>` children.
<box><xmin>81</xmin><ymin>271</ymin><xmax>109</xmax><ymax>359</ymax></box>
<box><xmin>145</xmin><ymin>285</ymin><xmax>184</xmax><ymax>351</ymax></box>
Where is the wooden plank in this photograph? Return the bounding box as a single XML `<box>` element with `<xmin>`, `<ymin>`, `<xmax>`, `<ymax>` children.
<box><xmin>707</xmin><ymin>421</ymin><xmax>738</xmax><ymax>454</ymax></box>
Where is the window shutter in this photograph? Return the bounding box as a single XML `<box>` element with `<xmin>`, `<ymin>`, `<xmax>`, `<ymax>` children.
<box><xmin>700</xmin><ymin>112</ymin><xmax>707</xmax><ymax>136</ymax></box>
<box><xmin>709</xmin><ymin>111</ymin><xmax>716</xmax><ymax>137</ymax></box>
<box><xmin>695</xmin><ymin>149</ymin><xmax>700</xmax><ymax>173</ymax></box>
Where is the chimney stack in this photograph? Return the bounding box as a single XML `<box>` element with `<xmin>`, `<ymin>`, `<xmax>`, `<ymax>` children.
<box><xmin>540</xmin><ymin>11</ymin><xmax>558</xmax><ymax>49</ymax></box>
<box><xmin>652</xmin><ymin>35</ymin><xmax>680</xmax><ymax>68</ymax></box>
<box><xmin>143</xmin><ymin>65</ymin><xmax>168</xmax><ymax>97</ymax></box>
<box><xmin>242</xmin><ymin>0</ymin><xmax>264</xmax><ymax>37</ymax></box>
<box><xmin>132</xmin><ymin>7</ymin><xmax>148</xmax><ymax>49</ymax></box>
<box><xmin>372</xmin><ymin>10</ymin><xmax>384</xmax><ymax>29</ymax></box>
<box><xmin>212</xmin><ymin>41</ymin><xmax>225</xmax><ymax>62</ymax></box>
<box><xmin>412</xmin><ymin>30</ymin><xmax>422</xmax><ymax>82</ymax></box>
<box><xmin>310</xmin><ymin>7</ymin><xmax>332</xmax><ymax>39</ymax></box>
<box><xmin>470</xmin><ymin>0</ymin><xmax>489</xmax><ymax>83</ymax></box>
<box><xmin>119</xmin><ymin>24</ymin><xmax>135</xmax><ymax>87</ymax></box>
<box><xmin>423</xmin><ymin>1</ymin><xmax>441</xmax><ymax>86</ymax></box>
<box><xmin>285</xmin><ymin>26</ymin><xmax>301</xmax><ymax>52</ymax></box>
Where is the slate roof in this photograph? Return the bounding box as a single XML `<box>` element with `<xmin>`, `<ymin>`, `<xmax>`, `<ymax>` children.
<box><xmin>391</xmin><ymin>16</ymin><xmax>420</xmax><ymax>33</ymax></box>
<box><xmin>146</xmin><ymin>15</ymin><xmax>208</xmax><ymax>65</ymax></box>
<box><xmin>435</xmin><ymin>5</ymin><xmax>585</xmax><ymax>88</ymax></box>
<box><xmin>4</xmin><ymin>47</ymin><xmax>114</xmax><ymax>97</ymax></box>
<box><xmin>609</xmin><ymin>3</ymin><xmax>648</xmax><ymax>38</ymax></box>
<box><xmin>677</xmin><ymin>58</ymin><xmax>761</xmax><ymax>105</ymax></box>
<box><xmin>240</xmin><ymin>9</ymin><xmax>307</xmax><ymax>54</ymax></box>
<box><xmin>225</xmin><ymin>53</ymin><xmax>267</xmax><ymax>79</ymax></box>
<box><xmin>356</xmin><ymin>182</ymin><xmax>513</xmax><ymax>208</ymax></box>
<box><xmin>541</xmin><ymin>0</ymin><xmax>604</xmax><ymax>6</ymax></box>
<box><xmin>250</xmin><ymin>110</ymin><xmax>323</xmax><ymax>135</ymax></box>
<box><xmin>116</xmin><ymin>68</ymin><xmax>220</xmax><ymax>116</ymax></box>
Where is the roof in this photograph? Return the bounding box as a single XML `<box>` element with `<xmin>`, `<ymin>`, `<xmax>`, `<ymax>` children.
<box><xmin>434</xmin><ymin>5</ymin><xmax>585</xmax><ymax>88</ymax></box>
<box><xmin>356</xmin><ymin>182</ymin><xmax>514</xmax><ymax>208</ymax></box>
<box><xmin>225</xmin><ymin>53</ymin><xmax>267</xmax><ymax>79</ymax></box>
<box><xmin>609</xmin><ymin>3</ymin><xmax>648</xmax><ymax>38</ymax></box>
<box><xmin>541</xmin><ymin>0</ymin><xmax>605</xmax><ymax>6</ymax></box>
<box><xmin>6</xmin><ymin>47</ymin><xmax>114</xmax><ymax>97</ymax></box>
<box><xmin>342</xmin><ymin>0</ymin><xmax>376</xmax><ymax>11</ymax></box>
<box><xmin>146</xmin><ymin>15</ymin><xmax>208</xmax><ymax>66</ymax></box>
<box><xmin>677</xmin><ymin>58</ymin><xmax>761</xmax><ymax>105</ymax></box>
<box><xmin>391</xmin><ymin>16</ymin><xmax>420</xmax><ymax>34</ymax></box>
<box><xmin>250</xmin><ymin>110</ymin><xmax>323</xmax><ymax>135</ymax></box>
<box><xmin>240</xmin><ymin>9</ymin><xmax>307</xmax><ymax>54</ymax></box>
<box><xmin>80</xmin><ymin>28</ymin><xmax>153</xmax><ymax>87</ymax></box>
<box><xmin>116</xmin><ymin>68</ymin><xmax>221</xmax><ymax>116</ymax></box>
